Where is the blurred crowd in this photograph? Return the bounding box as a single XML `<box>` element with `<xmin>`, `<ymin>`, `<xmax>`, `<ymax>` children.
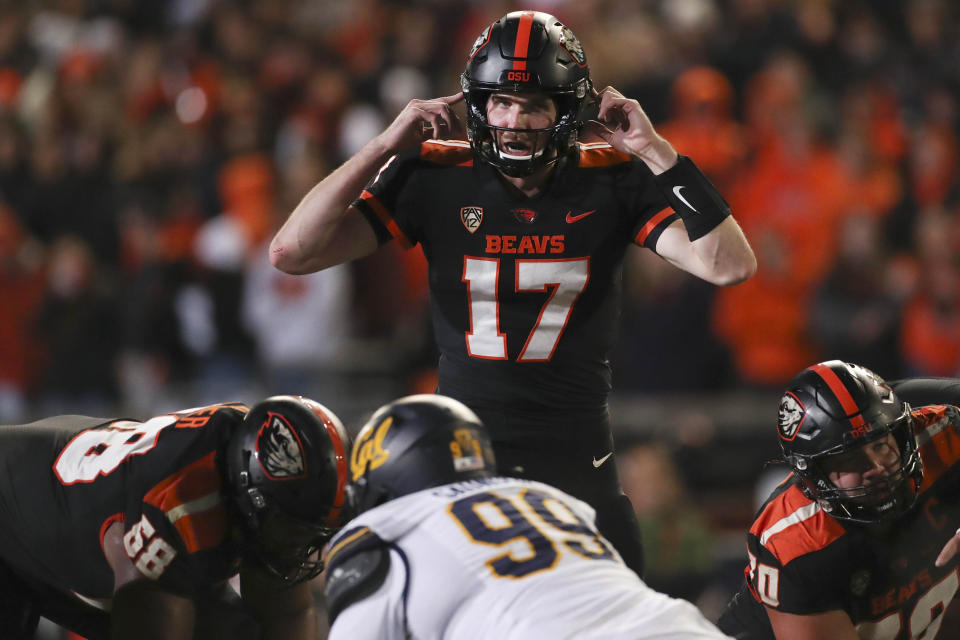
<box><xmin>1</xmin><ymin>0</ymin><xmax>959</xmax><ymax>429</ymax></box>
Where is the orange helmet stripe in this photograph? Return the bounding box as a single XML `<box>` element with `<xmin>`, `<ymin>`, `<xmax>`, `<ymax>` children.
<box><xmin>512</xmin><ymin>11</ymin><xmax>535</xmax><ymax>71</ymax></box>
<box><xmin>810</xmin><ymin>363</ymin><xmax>867</xmax><ymax>431</ymax></box>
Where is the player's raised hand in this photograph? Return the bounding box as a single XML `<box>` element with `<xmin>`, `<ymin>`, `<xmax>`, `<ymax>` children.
<box><xmin>584</xmin><ymin>86</ymin><xmax>677</xmax><ymax>173</ymax></box>
<box><xmin>936</xmin><ymin>528</ymin><xmax>960</xmax><ymax>567</ymax></box>
<box><xmin>378</xmin><ymin>93</ymin><xmax>465</xmax><ymax>153</ymax></box>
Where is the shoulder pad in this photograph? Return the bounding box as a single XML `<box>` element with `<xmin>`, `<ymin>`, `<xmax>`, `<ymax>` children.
<box><xmin>324</xmin><ymin>527</ymin><xmax>391</xmax><ymax>625</ymax></box>
<box><xmin>420</xmin><ymin>139</ymin><xmax>473</xmax><ymax>166</ymax></box>
<box><xmin>576</xmin><ymin>143</ymin><xmax>632</xmax><ymax>168</ymax></box>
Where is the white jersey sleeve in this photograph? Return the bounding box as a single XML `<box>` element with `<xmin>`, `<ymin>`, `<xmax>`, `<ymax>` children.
<box><xmin>327</xmin><ymin>547</ymin><xmax>407</xmax><ymax>640</ymax></box>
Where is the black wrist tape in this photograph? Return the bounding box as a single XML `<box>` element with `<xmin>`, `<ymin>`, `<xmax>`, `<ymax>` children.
<box><xmin>654</xmin><ymin>155</ymin><xmax>730</xmax><ymax>241</ymax></box>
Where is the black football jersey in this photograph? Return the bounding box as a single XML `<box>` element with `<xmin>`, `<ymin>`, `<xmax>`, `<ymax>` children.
<box><xmin>719</xmin><ymin>405</ymin><xmax>960</xmax><ymax>640</ymax></box>
<box><xmin>0</xmin><ymin>404</ymin><xmax>249</xmax><ymax>607</ymax></box>
<box><xmin>355</xmin><ymin>140</ymin><xmax>678</xmax><ymax>417</ymax></box>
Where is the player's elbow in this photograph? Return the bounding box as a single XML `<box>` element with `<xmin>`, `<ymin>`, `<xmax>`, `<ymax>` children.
<box><xmin>268</xmin><ymin>236</ymin><xmax>300</xmax><ymax>274</ymax></box>
<box><xmin>710</xmin><ymin>251</ymin><xmax>757</xmax><ymax>286</ymax></box>
<box><xmin>269</xmin><ymin>233</ymin><xmax>318</xmax><ymax>275</ymax></box>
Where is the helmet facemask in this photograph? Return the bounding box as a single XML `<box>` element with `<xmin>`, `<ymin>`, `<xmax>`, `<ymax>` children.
<box><xmin>792</xmin><ymin>411</ymin><xmax>922</xmax><ymax>524</ymax></box>
<box><xmin>230</xmin><ymin>456</ymin><xmax>341</xmax><ymax>583</ymax></box>
<box><xmin>460</xmin><ymin>11</ymin><xmax>593</xmax><ymax>178</ymax></box>
<box><xmin>245</xmin><ymin>507</ymin><xmax>337</xmax><ymax>583</ymax></box>
<box><xmin>462</xmin><ymin>79</ymin><xmax>589</xmax><ymax>177</ymax></box>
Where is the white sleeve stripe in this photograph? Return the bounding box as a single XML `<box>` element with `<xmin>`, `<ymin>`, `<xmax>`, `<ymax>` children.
<box><xmin>427</xmin><ymin>140</ymin><xmax>470</xmax><ymax>148</ymax></box>
<box><xmin>165</xmin><ymin>491</ymin><xmax>222</xmax><ymax>524</ymax></box>
<box><xmin>759</xmin><ymin>501</ymin><xmax>822</xmax><ymax>546</ymax></box>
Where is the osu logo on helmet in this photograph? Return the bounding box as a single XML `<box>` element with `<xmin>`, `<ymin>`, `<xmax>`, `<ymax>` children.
<box><xmin>257</xmin><ymin>412</ymin><xmax>307</xmax><ymax>479</ymax></box>
<box><xmin>777</xmin><ymin>392</ymin><xmax>805</xmax><ymax>442</ymax></box>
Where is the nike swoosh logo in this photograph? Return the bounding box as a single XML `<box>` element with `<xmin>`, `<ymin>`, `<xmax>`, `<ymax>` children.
<box><xmin>672</xmin><ymin>186</ymin><xmax>698</xmax><ymax>213</ymax></box>
<box><xmin>565</xmin><ymin>209</ymin><xmax>597</xmax><ymax>223</ymax></box>
<box><xmin>592</xmin><ymin>452</ymin><xmax>613</xmax><ymax>468</ymax></box>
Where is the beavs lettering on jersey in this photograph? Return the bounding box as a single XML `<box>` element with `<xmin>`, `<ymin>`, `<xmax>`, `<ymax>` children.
<box><xmin>485</xmin><ymin>235</ymin><xmax>564</xmax><ymax>254</ymax></box>
<box><xmin>750</xmin><ymin>485</ymin><xmax>847</xmax><ymax>566</ymax></box>
<box><xmin>174</xmin><ymin>403</ymin><xmax>246</xmax><ymax>429</ymax></box>
<box><xmin>143</xmin><ymin>452</ymin><xmax>228</xmax><ymax>554</ymax></box>
<box><xmin>870</xmin><ymin>568</ymin><xmax>934</xmax><ymax>617</ymax></box>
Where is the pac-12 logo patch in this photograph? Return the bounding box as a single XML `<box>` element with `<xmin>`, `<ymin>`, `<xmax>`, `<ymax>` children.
<box><xmin>778</xmin><ymin>392</ymin><xmax>805</xmax><ymax>441</ymax></box>
<box><xmin>461</xmin><ymin>206</ymin><xmax>483</xmax><ymax>233</ymax></box>
<box><xmin>257</xmin><ymin>413</ymin><xmax>306</xmax><ymax>479</ymax></box>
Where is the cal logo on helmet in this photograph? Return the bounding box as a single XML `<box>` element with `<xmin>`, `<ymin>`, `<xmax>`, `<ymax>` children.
<box><xmin>350</xmin><ymin>416</ymin><xmax>393</xmax><ymax>482</ymax></box>
<box><xmin>778</xmin><ymin>392</ymin><xmax>805</xmax><ymax>441</ymax></box>
<box><xmin>257</xmin><ymin>412</ymin><xmax>307</xmax><ymax>479</ymax></box>
<box><xmin>450</xmin><ymin>428</ymin><xmax>486</xmax><ymax>472</ymax></box>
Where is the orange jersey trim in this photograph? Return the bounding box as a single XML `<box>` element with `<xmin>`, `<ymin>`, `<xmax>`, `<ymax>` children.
<box><xmin>577</xmin><ymin>144</ymin><xmax>632</xmax><ymax>168</ymax></box>
<box><xmin>634</xmin><ymin>207</ymin><xmax>675</xmax><ymax>247</ymax></box>
<box><xmin>359</xmin><ymin>190</ymin><xmax>413</xmax><ymax>249</ymax></box>
<box><xmin>419</xmin><ymin>140</ymin><xmax>473</xmax><ymax>166</ymax></box>
<box><xmin>144</xmin><ymin>452</ymin><xmax>228</xmax><ymax>554</ymax></box>
<box><xmin>750</xmin><ymin>484</ymin><xmax>847</xmax><ymax>566</ymax></box>
<box><xmin>914</xmin><ymin>406</ymin><xmax>960</xmax><ymax>492</ymax></box>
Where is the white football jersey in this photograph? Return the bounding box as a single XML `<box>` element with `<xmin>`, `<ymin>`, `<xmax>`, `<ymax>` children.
<box><xmin>326</xmin><ymin>477</ymin><xmax>731</xmax><ymax>640</ymax></box>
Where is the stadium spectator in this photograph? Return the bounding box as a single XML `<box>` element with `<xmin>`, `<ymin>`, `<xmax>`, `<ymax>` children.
<box><xmin>617</xmin><ymin>437</ymin><xmax>717</xmax><ymax>603</ymax></box>
<box><xmin>0</xmin><ymin>202</ymin><xmax>45</xmax><ymax>420</ymax></box>
<box><xmin>33</xmin><ymin>235</ymin><xmax>119</xmax><ymax>416</ymax></box>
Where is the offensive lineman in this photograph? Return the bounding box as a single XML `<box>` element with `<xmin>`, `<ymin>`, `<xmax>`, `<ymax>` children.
<box><xmin>719</xmin><ymin>361</ymin><xmax>960</xmax><ymax>639</ymax></box>
<box><xmin>324</xmin><ymin>394</ymin><xmax>734</xmax><ymax>639</ymax></box>
<box><xmin>0</xmin><ymin>396</ymin><xmax>351</xmax><ymax>640</ymax></box>
<box><xmin>269</xmin><ymin>9</ymin><xmax>755</xmax><ymax>575</ymax></box>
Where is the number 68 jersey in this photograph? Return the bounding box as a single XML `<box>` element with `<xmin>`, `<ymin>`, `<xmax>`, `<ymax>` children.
<box><xmin>719</xmin><ymin>405</ymin><xmax>960</xmax><ymax>640</ymax></box>
<box><xmin>0</xmin><ymin>404</ymin><xmax>249</xmax><ymax>605</ymax></box>
<box><xmin>324</xmin><ymin>477</ymin><xmax>731</xmax><ymax>640</ymax></box>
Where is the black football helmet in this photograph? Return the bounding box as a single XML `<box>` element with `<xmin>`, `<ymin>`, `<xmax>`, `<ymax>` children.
<box><xmin>461</xmin><ymin>11</ymin><xmax>592</xmax><ymax>177</ymax></box>
<box><xmin>777</xmin><ymin>361</ymin><xmax>922</xmax><ymax>523</ymax></box>
<box><xmin>347</xmin><ymin>394</ymin><xmax>497</xmax><ymax>515</ymax></box>
<box><xmin>225</xmin><ymin>395</ymin><xmax>351</xmax><ymax>582</ymax></box>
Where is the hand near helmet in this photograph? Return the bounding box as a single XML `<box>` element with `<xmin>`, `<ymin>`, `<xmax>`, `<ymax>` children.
<box><xmin>586</xmin><ymin>86</ymin><xmax>678</xmax><ymax>174</ymax></box>
<box><xmin>936</xmin><ymin>528</ymin><xmax>960</xmax><ymax>567</ymax></box>
<box><xmin>375</xmin><ymin>93</ymin><xmax>465</xmax><ymax>154</ymax></box>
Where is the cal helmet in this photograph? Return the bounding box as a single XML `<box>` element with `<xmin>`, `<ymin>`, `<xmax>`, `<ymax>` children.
<box><xmin>347</xmin><ymin>394</ymin><xmax>497</xmax><ymax>515</ymax></box>
<box><xmin>225</xmin><ymin>395</ymin><xmax>351</xmax><ymax>582</ymax></box>
<box><xmin>777</xmin><ymin>361</ymin><xmax>922</xmax><ymax>523</ymax></box>
<box><xmin>461</xmin><ymin>11</ymin><xmax>592</xmax><ymax>177</ymax></box>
